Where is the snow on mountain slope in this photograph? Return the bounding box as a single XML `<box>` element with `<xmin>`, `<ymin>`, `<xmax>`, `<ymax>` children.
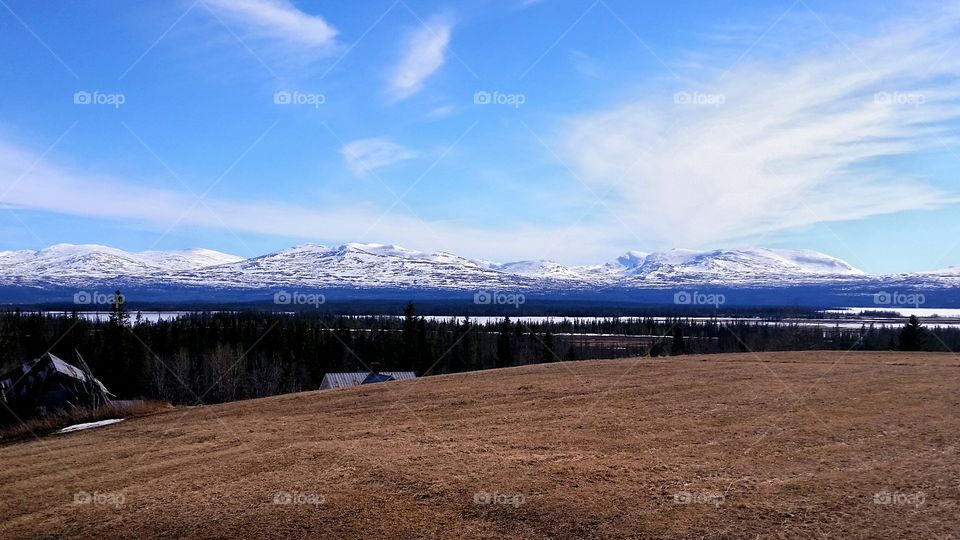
<box><xmin>748</xmin><ymin>248</ymin><xmax>865</xmax><ymax>275</ymax></box>
<box><xmin>620</xmin><ymin>248</ymin><xmax>866</xmax><ymax>285</ymax></box>
<box><xmin>0</xmin><ymin>244</ymin><xmax>242</xmax><ymax>286</ymax></box>
<box><xmin>879</xmin><ymin>265</ymin><xmax>960</xmax><ymax>288</ymax></box>
<box><xmin>616</xmin><ymin>251</ymin><xmax>651</xmax><ymax>268</ymax></box>
<box><xmin>918</xmin><ymin>265</ymin><xmax>960</xmax><ymax>276</ymax></box>
<box><xmin>0</xmin><ymin>244</ymin><xmax>156</xmax><ymax>283</ymax></box>
<box><xmin>163</xmin><ymin>243</ymin><xmax>865</xmax><ymax>290</ymax></box>
<box><xmin>491</xmin><ymin>260</ymin><xmax>589</xmax><ymax>281</ymax></box>
<box><xmin>172</xmin><ymin>243</ymin><xmax>538</xmax><ymax>290</ymax></box>
<box><xmin>0</xmin><ymin>242</ymin><xmax>944</xmax><ymax>293</ymax></box>
<box><xmin>137</xmin><ymin>248</ymin><xmax>243</xmax><ymax>270</ymax></box>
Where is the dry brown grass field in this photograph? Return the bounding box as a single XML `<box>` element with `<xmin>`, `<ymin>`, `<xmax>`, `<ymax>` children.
<box><xmin>1</xmin><ymin>351</ymin><xmax>958</xmax><ymax>539</ymax></box>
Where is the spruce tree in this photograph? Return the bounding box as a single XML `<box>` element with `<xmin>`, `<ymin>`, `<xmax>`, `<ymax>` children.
<box><xmin>898</xmin><ymin>315</ymin><xmax>925</xmax><ymax>351</ymax></box>
<box><xmin>540</xmin><ymin>331</ymin><xmax>556</xmax><ymax>362</ymax></box>
<box><xmin>108</xmin><ymin>290</ymin><xmax>130</xmax><ymax>327</ymax></box>
<box><xmin>401</xmin><ymin>302</ymin><xmax>417</xmax><ymax>370</ymax></box>
<box><xmin>496</xmin><ymin>317</ymin><xmax>514</xmax><ymax>368</ymax></box>
<box><xmin>670</xmin><ymin>326</ymin><xmax>686</xmax><ymax>356</ymax></box>
<box><xmin>461</xmin><ymin>316</ymin><xmax>481</xmax><ymax>371</ymax></box>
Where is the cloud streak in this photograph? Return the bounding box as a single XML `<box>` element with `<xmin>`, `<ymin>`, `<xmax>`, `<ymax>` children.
<box><xmin>0</xmin><ymin>138</ymin><xmax>614</xmax><ymax>262</ymax></box>
<box><xmin>341</xmin><ymin>137</ymin><xmax>419</xmax><ymax>176</ymax></box>
<box><xmin>387</xmin><ymin>15</ymin><xmax>452</xmax><ymax>102</ymax></box>
<box><xmin>563</xmin><ymin>8</ymin><xmax>960</xmax><ymax>249</ymax></box>
<box><xmin>203</xmin><ymin>0</ymin><xmax>338</xmax><ymax>51</ymax></box>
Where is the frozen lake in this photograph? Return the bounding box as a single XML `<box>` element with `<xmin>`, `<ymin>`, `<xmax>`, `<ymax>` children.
<box><xmin>827</xmin><ymin>307</ymin><xmax>960</xmax><ymax>318</ymax></box>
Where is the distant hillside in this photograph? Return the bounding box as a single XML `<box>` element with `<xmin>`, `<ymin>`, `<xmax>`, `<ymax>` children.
<box><xmin>1</xmin><ymin>243</ymin><xmax>959</xmax><ymax>306</ymax></box>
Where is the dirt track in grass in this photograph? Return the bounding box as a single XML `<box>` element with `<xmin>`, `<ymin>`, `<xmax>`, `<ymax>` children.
<box><xmin>1</xmin><ymin>351</ymin><xmax>958</xmax><ymax>539</ymax></box>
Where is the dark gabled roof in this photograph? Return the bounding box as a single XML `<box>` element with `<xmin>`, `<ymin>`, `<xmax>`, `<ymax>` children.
<box><xmin>362</xmin><ymin>372</ymin><xmax>395</xmax><ymax>384</ymax></box>
<box><xmin>46</xmin><ymin>354</ymin><xmax>111</xmax><ymax>395</ymax></box>
<box><xmin>320</xmin><ymin>371</ymin><xmax>416</xmax><ymax>390</ymax></box>
<box><xmin>0</xmin><ymin>353</ymin><xmax>112</xmax><ymax>403</ymax></box>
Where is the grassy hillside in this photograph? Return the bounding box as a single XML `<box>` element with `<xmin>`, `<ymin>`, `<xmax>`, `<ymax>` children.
<box><xmin>1</xmin><ymin>352</ymin><xmax>958</xmax><ymax>539</ymax></box>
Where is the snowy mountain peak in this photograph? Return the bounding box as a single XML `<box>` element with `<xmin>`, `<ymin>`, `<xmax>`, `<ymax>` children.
<box><xmin>41</xmin><ymin>243</ymin><xmax>117</xmax><ymax>253</ymax></box>
<box><xmin>493</xmin><ymin>260</ymin><xmax>587</xmax><ymax>281</ymax></box>
<box><xmin>137</xmin><ymin>248</ymin><xmax>244</xmax><ymax>270</ymax></box>
<box><xmin>343</xmin><ymin>242</ymin><xmax>401</xmax><ymax>250</ymax></box>
<box><xmin>741</xmin><ymin>248</ymin><xmax>866</xmax><ymax>276</ymax></box>
<box><xmin>285</xmin><ymin>243</ymin><xmax>330</xmax><ymax>252</ymax></box>
<box><xmin>616</xmin><ymin>251</ymin><xmax>650</xmax><ymax>267</ymax></box>
<box><xmin>618</xmin><ymin>247</ymin><xmax>866</xmax><ymax>285</ymax></box>
<box><xmin>339</xmin><ymin>243</ymin><xmax>416</xmax><ymax>257</ymax></box>
<box><xmin>0</xmin><ymin>244</ymin><xmax>243</xmax><ymax>284</ymax></box>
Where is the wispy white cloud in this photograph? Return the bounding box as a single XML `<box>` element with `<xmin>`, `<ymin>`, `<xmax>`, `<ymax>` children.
<box><xmin>425</xmin><ymin>104</ymin><xmax>456</xmax><ymax>119</ymax></box>
<box><xmin>0</xmin><ymin>138</ymin><xmax>612</xmax><ymax>262</ymax></box>
<box><xmin>562</xmin><ymin>9</ymin><xmax>960</xmax><ymax>249</ymax></box>
<box><xmin>387</xmin><ymin>15</ymin><xmax>452</xmax><ymax>102</ymax></box>
<box><xmin>341</xmin><ymin>137</ymin><xmax>419</xmax><ymax>176</ymax></box>
<box><xmin>203</xmin><ymin>0</ymin><xmax>338</xmax><ymax>51</ymax></box>
<box><xmin>570</xmin><ymin>50</ymin><xmax>600</xmax><ymax>78</ymax></box>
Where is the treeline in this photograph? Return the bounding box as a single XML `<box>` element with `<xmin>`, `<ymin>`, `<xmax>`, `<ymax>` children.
<box><xmin>0</xmin><ymin>303</ymin><xmax>955</xmax><ymax>405</ymax></box>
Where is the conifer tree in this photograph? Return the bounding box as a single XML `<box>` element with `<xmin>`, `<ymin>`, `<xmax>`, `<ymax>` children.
<box><xmin>898</xmin><ymin>315</ymin><xmax>925</xmax><ymax>351</ymax></box>
<box><xmin>496</xmin><ymin>317</ymin><xmax>514</xmax><ymax>368</ymax></box>
<box><xmin>540</xmin><ymin>331</ymin><xmax>556</xmax><ymax>362</ymax></box>
<box><xmin>670</xmin><ymin>326</ymin><xmax>686</xmax><ymax>356</ymax></box>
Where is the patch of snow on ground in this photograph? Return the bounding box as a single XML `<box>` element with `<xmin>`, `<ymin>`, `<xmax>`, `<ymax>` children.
<box><xmin>57</xmin><ymin>418</ymin><xmax>124</xmax><ymax>434</ymax></box>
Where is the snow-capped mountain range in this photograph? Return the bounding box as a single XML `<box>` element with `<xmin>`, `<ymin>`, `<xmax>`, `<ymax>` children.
<box><xmin>0</xmin><ymin>243</ymin><xmax>955</xmax><ymax>296</ymax></box>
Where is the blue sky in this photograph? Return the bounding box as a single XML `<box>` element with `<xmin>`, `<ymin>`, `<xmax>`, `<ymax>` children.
<box><xmin>0</xmin><ymin>0</ymin><xmax>959</xmax><ymax>273</ymax></box>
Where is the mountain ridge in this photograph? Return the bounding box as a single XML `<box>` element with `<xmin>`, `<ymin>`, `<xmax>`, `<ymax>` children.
<box><xmin>0</xmin><ymin>243</ymin><xmax>950</xmax><ymax>294</ymax></box>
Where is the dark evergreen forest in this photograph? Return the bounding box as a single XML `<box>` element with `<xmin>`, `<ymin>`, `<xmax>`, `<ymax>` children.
<box><xmin>1</xmin><ymin>299</ymin><xmax>953</xmax><ymax>405</ymax></box>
